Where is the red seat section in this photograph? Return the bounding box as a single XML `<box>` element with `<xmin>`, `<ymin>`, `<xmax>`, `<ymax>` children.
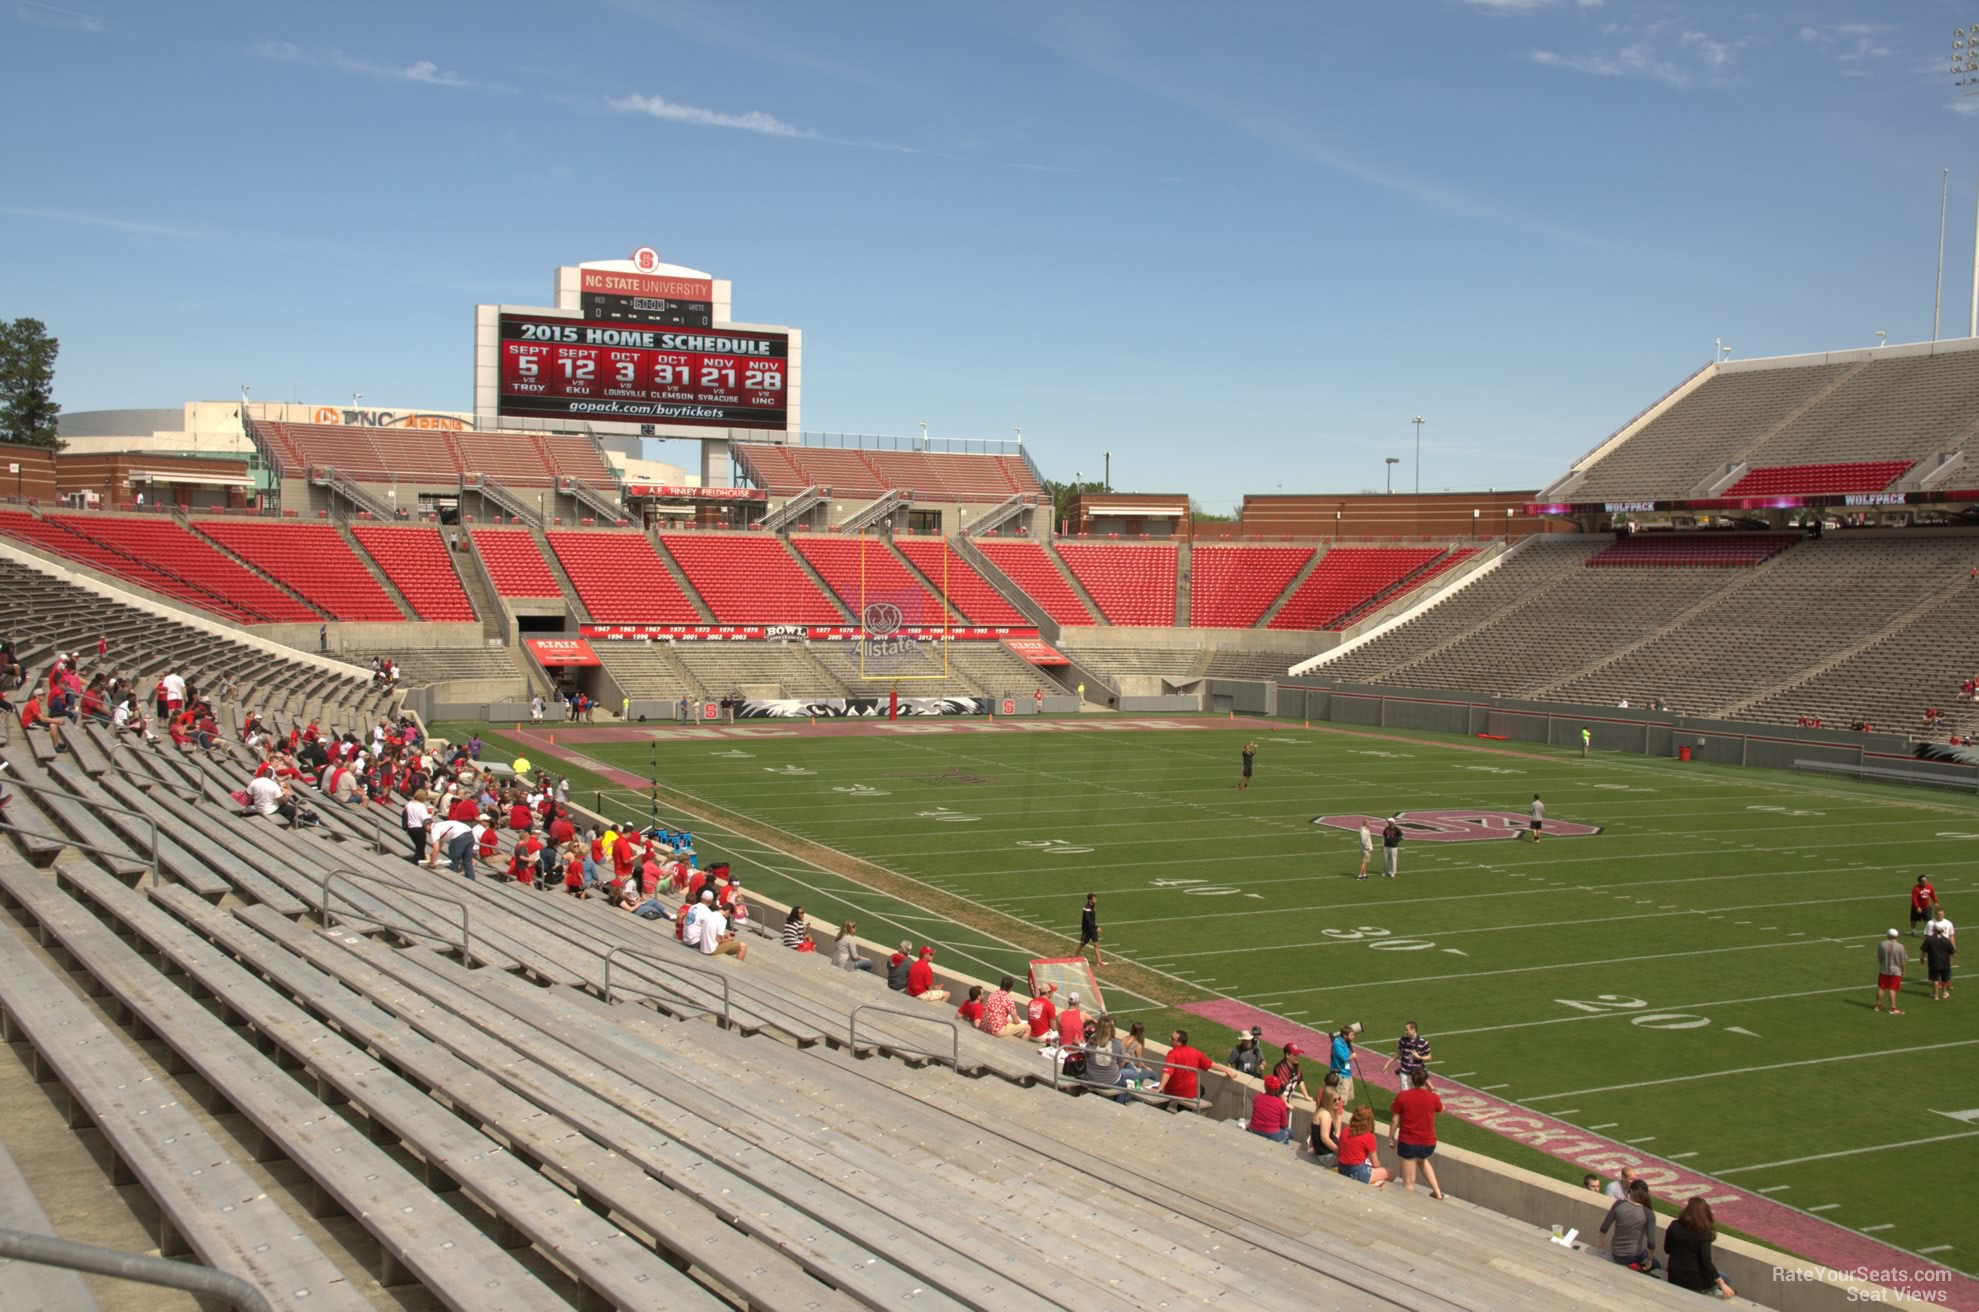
<box><xmin>1189</xmin><ymin>546</ymin><xmax>1314</xmax><ymax>627</ymax></box>
<box><xmin>545</xmin><ymin>533</ymin><xmax>700</xmax><ymax>623</ymax></box>
<box><xmin>352</xmin><ymin>525</ymin><xmax>475</xmax><ymax>621</ymax></box>
<box><xmin>1268</xmin><ymin>547</ymin><xmax>1443</xmax><ymax>631</ymax></box>
<box><xmin>732</xmin><ymin>444</ymin><xmax>1043</xmax><ymax>503</ymax></box>
<box><xmin>198</xmin><ymin>522</ymin><xmax>404</xmax><ymax>621</ymax></box>
<box><xmin>1585</xmin><ymin>534</ymin><xmax>1798</xmax><ymax>568</ymax></box>
<box><xmin>1054</xmin><ymin>543</ymin><xmax>1178</xmax><ymax>627</ymax></box>
<box><xmin>791</xmin><ymin>538</ymin><xmax>956</xmax><ymax>625</ymax></box>
<box><xmin>70</xmin><ymin>515</ymin><xmax>323</xmax><ymax>622</ymax></box>
<box><xmin>977</xmin><ymin>540</ymin><xmax>1096</xmax><ymax>625</ymax></box>
<box><xmin>660</xmin><ymin>534</ymin><xmax>844</xmax><ymax>624</ymax></box>
<box><xmin>1722</xmin><ymin>460</ymin><xmax>1914</xmax><ymax>497</ymax></box>
<box><xmin>894</xmin><ymin>539</ymin><xmax>1029</xmax><ymax>625</ymax></box>
<box><xmin>0</xmin><ymin>511</ymin><xmax>268</xmax><ymax>624</ymax></box>
<box><xmin>471</xmin><ymin>529</ymin><xmax>564</xmax><ymax>597</ymax></box>
<box><xmin>250</xmin><ymin>419</ymin><xmax>618</xmax><ymax>492</ymax></box>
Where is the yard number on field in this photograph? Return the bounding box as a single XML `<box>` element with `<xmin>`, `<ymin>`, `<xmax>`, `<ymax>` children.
<box><xmin>1150</xmin><ymin>877</ymin><xmax>1264</xmax><ymax>900</ymax></box>
<box><xmin>1018</xmin><ymin>839</ymin><xmax>1095</xmax><ymax>856</ymax></box>
<box><xmin>1555</xmin><ymin>994</ymin><xmax>1715</xmax><ymax>1030</ymax></box>
<box><xmin>1322</xmin><ymin>925</ymin><xmax>1440</xmax><ymax>951</ymax></box>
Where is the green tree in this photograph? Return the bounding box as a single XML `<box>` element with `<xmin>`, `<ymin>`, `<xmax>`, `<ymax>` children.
<box><xmin>1189</xmin><ymin>498</ymin><xmax>1235</xmax><ymax>523</ymax></box>
<box><xmin>0</xmin><ymin>318</ymin><xmax>63</xmax><ymax>449</ymax></box>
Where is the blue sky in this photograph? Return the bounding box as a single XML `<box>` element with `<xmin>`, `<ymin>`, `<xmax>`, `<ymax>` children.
<box><xmin>3</xmin><ymin>0</ymin><xmax>1974</xmax><ymax>508</ymax></box>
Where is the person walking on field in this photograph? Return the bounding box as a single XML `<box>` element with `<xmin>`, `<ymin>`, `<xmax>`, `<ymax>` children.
<box><xmin>1909</xmin><ymin>875</ymin><xmax>1937</xmax><ymax>936</ymax></box>
<box><xmin>1525</xmin><ymin>793</ymin><xmax>1545</xmax><ymax>843</ymax></box>
<box><xmin>1580</xmin><ymin>726</ymin><xmax>1591</xmax><ymax>758</ymax></box>
<box><xmin>1357</xmin><ymin>820</ymin><xmax>1373</xmax><ymax>880</ymax></box>
<box><xmin>1876</xmin><ymin>928</ymin><xmax>1908</xmax><ymax>1014</ymax></box>
<box><xmin>1079</xmin><ymin>892</ymin><xmax>1107</xmax><ymax>968</ymax></box>
<box><xmin>1238</xmin><ymin>740</ymin><xmax>1258</xmax><ymax>790</ymax></box>
<box><xmin>1923</xmin><ymin>922</ymin><xmax>1956</xmax><ymax>1001</ymax></box>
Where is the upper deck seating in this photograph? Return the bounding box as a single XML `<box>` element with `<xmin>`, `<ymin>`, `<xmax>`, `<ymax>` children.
<box><xmin>545</xmin><ymin>532</ymin><xmax>701</xmax><ymax>623</ymax></box>
<box><xmin>791</xmin><ymin>538</ymin><xmax>957</xmax><ymax>625</ymax></box>
<box><xmin>1267</xmin><ymin>547</ymin><xmax>1442</xmax><ymax>631</ymax></box>
<box><xmin>470</xmin><ymin>529</ymin><xmax>565</xmax><ymax>597</ymax></box>
<box><xmin>1586</xmin><ymin>534</ymin><xmax>1797</xmax><ymax>568</ymax></box>
<box><xmin>659</xmin><ymin>534</ymin><xmax>844</xmax><ymax>624</ymax></box>
<box><xmin>976</xmin><ymin>540</ymin><xmax>1097</xmax><ymax>625</ymax></box>
<box><xmin>351</xmin><ymin>525</ymin><xmax>476</xmax><ymax>621</ymax></box>
<box><xmin>198</xmin><ymin>522</ymin><xmax>404</xmax><ymax>621</ymax></box>
<box><xmin>1722</xmin><ymin>460</ymin><xmax>1913</xmax><ymax>497</ymax></box>
<box><xmin>0</xmin><ymin>510</ymin><xmax>265</xmax><ymax>624</ymax></box>
<box><xmin>1189</xmin><ymin>546</ymin><xmax>1313</xmax><ymax>627</ymax></box>
<box><xmin>1053</xmin><ymin>543</ymin><xmax>1178</xmax><ymax>627</ymax></box>
<box><xmin>64</xmin><ymin>514</ymin><xmax>321</xmax><ymax>623</ymax></box>
<box><xmin>894</xmin><ymin>539</ymin><xmax>1029</xmax><ymax>625</ymax></box>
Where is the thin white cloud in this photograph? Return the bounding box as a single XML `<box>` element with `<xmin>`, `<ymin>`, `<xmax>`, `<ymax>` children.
<box><xmin>1465</xmin><ymin>0</ymin><xmax>1550</xmax><ymax>10</ymax></box>
<box><xmin>1800</xmin><ymin>22</ymin><xmax>1891</xmax><ymax>65</ymax></box>
<box><xmin>0</xmin><ymin>205</ymin><xmax>211</xmax><ymax>238</ymax></box>
<box><xmin>1531</xmin><ymin>49</ymin><xmax>1621</xmax><ymax>76</ymax></box>
<box><xmin>609</xmin><ymin>93</ymin><xmax>810</xmax><ymax>139</ymax></box>
<box><xmin>15</xmin><ymin>0</ymin><xmax>101</xmax><ymax>32</ymax></box>
<box><xmin>252</xmin><ymin>41</ymin><xmax>473</xmax><ymax>89</ymax></box>
<box><xmin>608</xmin><ymin>93</ymin><xmax>937</xmax><ymax>156</ymax></box>
<box><xmin>1680</xmin><ymin>32</ymin><xmax>1730</xmax><ymax>68</ymax></box>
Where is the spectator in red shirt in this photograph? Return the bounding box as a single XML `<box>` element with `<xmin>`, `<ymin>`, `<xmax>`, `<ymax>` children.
<box><xmin>508</xmin><ymin>799</ymin><xmax>532</xmax><ymax>830</ymax></box>
<box><xmin>1026</xmin><ymin>983</ymin><xmax>1058</xmax><ymax>1040</ymax></box>
<box><xmin>1248</xmin><ymin>1076</ymin><xmax>1292</xmax><ymax>1143</ymax></box>
<box><xmin>1160</xmin><ymin>1029</ymin><xmax>1217</xmax><ymax>1103</ymax></box>
<box><xmin>1388</xmin><ymin>1074</ymin><xmax>1446</xmax><ymax>1199</ymax></box>
<box><xmin>1056</xmin><ymin>993</ymin><xmax>1088</xmax><ymax>1048</ymax></box>
<box><xmin>955</xmin><ymin>984</ymin><xmax>985</xmax><ymax>1026</ymax></box>
<box><xmin>1334</xmin><ymin>1106</ymin><xmax>1391</xmax><ymax>1187</ymax></box>
<box><xmin>906</xmin><ymin>946</ymin><xmax>949</xmax><ymax>1003</ymax></box>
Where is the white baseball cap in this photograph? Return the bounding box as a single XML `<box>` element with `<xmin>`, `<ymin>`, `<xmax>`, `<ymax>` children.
<box><xmin>1888</xmin><ymin>928</ymin><xmax>1900</xmax><ymax>938</ymax></box>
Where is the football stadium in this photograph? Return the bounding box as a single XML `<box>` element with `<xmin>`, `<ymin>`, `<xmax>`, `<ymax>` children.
<box><xmin>6</xmin><ymin>11</ymin><xmax>1979</xmax><ymax>1312</ymax></box>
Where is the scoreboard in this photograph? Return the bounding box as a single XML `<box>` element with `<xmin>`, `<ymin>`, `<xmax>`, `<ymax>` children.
<box><xmin>474</xmin><ymin>251</ymin><xmax>799</xmax><ymax>439</ymax></box>
<box><xmin>496</xmin><ymin>315</ymin><xmax>788</xmax><ymax>429</ymax></box>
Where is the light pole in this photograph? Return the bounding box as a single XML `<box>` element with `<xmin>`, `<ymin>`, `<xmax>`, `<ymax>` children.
<box><xmin>1384</xmin><ymin>457</ymin><xmax>1399</xmax><ymax>495</ymax></box>
<box><xmin>918</xmin><ymin>421</ymin><xmax>928</xmax><ymax>450</ymax></box>
<box><xmin>1505</xmin><ymin>507</ymin><xmax>1513</xmax><ymax>543</ymax></box>
<box><xmin>1412</xmin><ymin>416</ymin><xmax>1424</xmax><ymax>495</ymax></box>
<box><xmin>1472</xmin><ymin>507</ymin><xmax>1480</xmax><ymax>539</ymax></box>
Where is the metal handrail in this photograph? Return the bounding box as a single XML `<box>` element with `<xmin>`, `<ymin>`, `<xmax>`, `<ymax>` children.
<box><xmin>848</xmin><ymin>1004</ymin><xmax>960</xmax><ymax>1069</ymax></box>
<box><xmin>600</xmin><ymin>943</ymin><xmax>731</xmax><ymax>1024</ymax></box>
<box><xmin>1048</xmin><ymin>1047</ymin><xmax>1211</xmax><ymax>1112</ymax></box>
<box><xmin>318</xmin><ymin>867</ymin><xmax>472</xmax><ymax>961</ymax></box>
<box><xmin>0</xmin><ymin>1227</ymin><xmax>273</xmax><ymax>1312</ymax></box>
<box><xmin>0</xmin><ymin>776</ymin><xmax>159</xmax><ymax>886</ymax></box>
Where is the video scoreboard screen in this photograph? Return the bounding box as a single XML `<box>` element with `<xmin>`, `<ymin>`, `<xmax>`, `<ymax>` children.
<box><xmin>496</xmin><ymin>313</ymin><xmax>788</xmax><ymax>430</ymax></box>
<box><xmin>578</xmin><ymin>291</ymin><xmax>714</xmax><ymax>327</ymax></box>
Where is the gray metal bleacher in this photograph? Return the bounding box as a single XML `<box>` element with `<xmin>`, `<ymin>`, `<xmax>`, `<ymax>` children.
<box><xmin>0</xmin><ymin>717</ymin><xmax>1723</xmax><ymax>1309</ymax></box>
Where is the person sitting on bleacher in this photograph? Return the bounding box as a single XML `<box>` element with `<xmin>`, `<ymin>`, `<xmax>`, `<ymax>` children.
<box><xmin>695</xmin><ymin>895</ymin><xmax>749</xmax><ymax>962</ymax></box>
<box><xmin>832</xmin><ymin>919</ymin><xmax>874</xmax><ymax>972</ymax></box>
<box><xmin>18</xmin><ymin>691</ymin><xmax>63</xmax><ymax>753</ymax></box>
<box><xmin>978</xmin><ymin>976</ymin><xmax>1029</xmax><ymax>1039</ymax></box>
<box><xmin>780</xmin><ymin>906</ymin><xmax>815</xmax><ymax>952</ymax></box>
<box><xmin>906</xmin><ymin>946</ymin><xmax>949</xmax><ymax>1003</ymax></box>
<box><xmin>78</xmin><ymin>675</ymin><xmax>107</xmax><ymax>724</ymax></box>
<box><xmin>955</xmin><ymin>984</ymin><xmax>985</xmax><ymax>1025</ymax></box>
<box><xmin>324</xmin><ymin>759</ymin><xmax>364</xmax><ymax>805</ymax></box>
<box><xmin>1081</xmin><ymin>1015</ymin><xmax>1132</xmax><ymax>1103</ymax></box>
<box><xmin>885</xmin><ymin>940</ymin><xmax>914</xmax><ymax>991</ymax></box>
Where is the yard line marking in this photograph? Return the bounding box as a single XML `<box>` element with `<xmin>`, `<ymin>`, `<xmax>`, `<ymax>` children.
<box><xmin>1713</xmin><ymin>1131</ymin><xmax>1979</xmax><ymax>1174</ymax></box>
<box><xmin>1528</xmin><ymin>1047</ymin><xmax>1979</xmax><ymax>1106</ymax></box>
<box><xmin>1860</xmin><ymin>1224</ymin><xmax>1896</xmax><ymax>1233</ymax></box>
<box><xmin>1478</xmin><ymin>1083</ymin><xmax>1510</xmax><ymax>1091</ymax></box>
<box><xmin>1666</xmin><ymin>1152</ymin><xmax>1698</xmax><ymax>1160</ymax></box>
<box><xmin>1444</xmin><ymin>1071</ymin><xmax>1476</xmax><ymax>1078</ymax></box>
<box><xmin>1588</xmin><ymin>1122</ymin><xmax>1619</xmax><ymax>1130</ymax></box>
<box><xmin>1247</xmin><ymin>938</ymin><xmax>1830</xmax><ymax>1000</ymax></box>
<box><xmin>1757</xmin><ymin>1184</ymin><xmax>1790</xmax><ymax>1193</ymax></box>
<box><xmin>1550</xmin><ymin>1108</ymin><xmax>1580</xmax><ymax>1115</ymax></box>
<box><xmin>1426</xmin><ymin>986</ymin><xmax>1859</xmax><ymax>1041</ymax></box>
<box><xmin>1627</xmin><ymin>1136</ymin><xmax>1657</xmax><ymax>1145</ymax></box>
<box><xmin>1808</xmin><ymin>1203</ymin><xmax>1841</xmax><ymax>1212</ymax></box>
<box><xmin>1917</xmin><ymin>1245</ymin><xmax>1954</xmax><ymax>1254</ymax></box>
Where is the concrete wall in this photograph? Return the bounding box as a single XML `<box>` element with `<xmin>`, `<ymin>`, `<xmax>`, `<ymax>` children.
<box><xmin>255</xmin><ymin>620</ymin><xmax>488</xmax><ymax>655</ymax></box>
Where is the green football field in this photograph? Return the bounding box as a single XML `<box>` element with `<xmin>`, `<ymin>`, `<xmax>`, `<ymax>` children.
<box><xmin>459</xmin><ymin>717</ymin><xmax>1978</xmax><ymax>1272</ymax></box>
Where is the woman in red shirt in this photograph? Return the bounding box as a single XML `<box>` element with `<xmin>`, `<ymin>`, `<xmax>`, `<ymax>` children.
<box><xmin>1388</xmin><ymin>1074</ymin><xmax>1446</xmax><ymax>1199</ymax></box>
<box><xmin>1334</xmin><ymin>1106</ymin><xmax>1392</xmax><ymax>1187</ymax></box>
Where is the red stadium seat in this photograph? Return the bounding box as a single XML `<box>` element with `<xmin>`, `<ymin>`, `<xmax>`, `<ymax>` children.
<box><xmin>791</xmin><ymin>537</ymin><xmax>958</xmax><ymax>625</ymax></box>
<box><xmin>1189</xmin><ymin>546</ymin><xmax>1313</xmax><ymax>627</ymax></box>
<box><xmin>352</xmin><ymin>525</ymin><xmax>476</xmax><ymax>621</ymax></box>
<box><xmin>659</xmin><ymin>533</ymin><xmax>843</xmax><ymax>624</ymax></box>
<box><xmin>894</xmin><ymin>538</ymin><xmax>1029</xmax><ymax>625</ymax></box>
<box><xmin>197</xmin><ymin>521</ymin><xmax>404</xmax><ymax>621</ymax></box>
<box><xmin>545</xmin><ymin>532</ymin><xmax>701</xmax><ymax>622</ymax></box>
<box><xmin>1268</xmin><ymin>547</ymin><xmax>1444</xmax><ymax>631</ymax></box>
<box><xmin>1721</xmin><ymin>460</ymin><xmax>1913</xmax><ymax>498</ymax></box>
<box><xmin>976</xmin><ymin>540</ymin><xmax>1097</xmax><ymax>626</ymax></box>
<box><xmin>1054</xmin><ymin>543</ymin><xmax>1178</xmax><ymax>626</ymax></box>
<box><xmin>470</xmin><ymin>528</ymin><xmax>564</xmax><ymax>597</ymax></box>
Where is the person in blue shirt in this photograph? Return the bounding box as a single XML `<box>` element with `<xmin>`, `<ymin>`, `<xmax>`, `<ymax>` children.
<box><xmin>1330</xmin><ymin>1022</ymin><xmax>1364</xmax><ymax>1103</ymax></box>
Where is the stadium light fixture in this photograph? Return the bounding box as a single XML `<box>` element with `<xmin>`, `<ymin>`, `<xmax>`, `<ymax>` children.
<box><xmin>1876</xmin><ymin>330</ymin><xmax>1887</xmax><ymax>348</ymax></box>
<box><xmin>1506</xmin><ymin>506</ymin><xmax>1514</xmax><ymax>543</ymax></box>
<box><xmin>1412</xmin><ymin>417</ymin><xmax>1425</xmax><ymax>495</ymax></box>
<box><xmin>1384</xmin><ymin>457</ymin><xmax>1400</xmax><ymax>495</ymax></box>
<box><xmin>918</xmin><ymin>421</ymin><xmax>928</xmax><ymax>449</ymax></box>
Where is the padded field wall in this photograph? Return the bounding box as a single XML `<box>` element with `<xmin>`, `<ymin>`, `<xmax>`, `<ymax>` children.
<box><xmin>1274</xmin><ymin>680</ymin><xmax>1974</xmax><ymax>787</ymax></box>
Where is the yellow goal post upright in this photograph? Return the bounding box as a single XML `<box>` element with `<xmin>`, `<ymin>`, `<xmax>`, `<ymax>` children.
<box><xmin>855</xmin><ymin>528</ymin><xmax>954</xmax><ymax>682</ymax></box>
